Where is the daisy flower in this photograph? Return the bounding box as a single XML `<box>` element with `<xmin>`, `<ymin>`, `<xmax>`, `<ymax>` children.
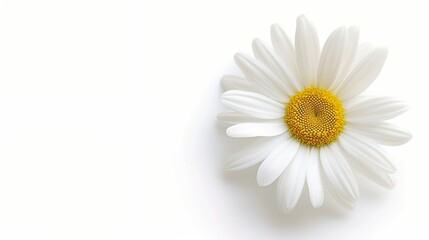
<box><xmin>218</xmin><ymin>15</ymin><xmax>411</xmax><ymax>213</ymax></box>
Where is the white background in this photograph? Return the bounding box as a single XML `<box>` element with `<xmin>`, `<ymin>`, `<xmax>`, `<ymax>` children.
<box><xmin>1</xmin><ymin>0</ymin><xmax>428</xmax><ymax>239</ymax></box>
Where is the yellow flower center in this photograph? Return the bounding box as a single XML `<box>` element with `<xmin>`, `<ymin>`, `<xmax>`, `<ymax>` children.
<box><xmin>285</xmin><ymin>86</ymin><xmax>345</xmax><ymax>147</ymax></box>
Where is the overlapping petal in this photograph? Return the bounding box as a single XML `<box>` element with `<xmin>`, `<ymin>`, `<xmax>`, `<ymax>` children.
<box><xmin>221</xmin><ymin>90</ymin><xmax>285</xmax><ymax>119</ymax></box>
<box><xmin>295</xmin><ymin>15</ymin><xmax>320</xmax><ymax>86</ymax></box>
<box><xmin>225</xmin><ymin>135</ymin><xmax>285</xmax><ymax>171</ymax></box>
<box><xmin>337</xmin><ymin>47</ymin><xmax>388</xmax><ymax>100</ymax></box>
<box><xmin>345</xmin><ymin>96</ymin><xmax>408</xmax><ymax>123</ymax></box>
<box><xmin>277</xmin><ymin>146</ymin><xmax>310</xmax><ymax>213</ymax></box>
<box><xmin>257</xmin><ymin>136</ymin><xmax>300</xmax><ymax>186</ymax></box>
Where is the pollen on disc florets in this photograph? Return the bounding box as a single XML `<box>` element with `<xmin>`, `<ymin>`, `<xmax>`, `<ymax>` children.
<box><xmin>285</xmin><ymin>86</ymin><xmax>346</xmax><ymax>147</ymax></box>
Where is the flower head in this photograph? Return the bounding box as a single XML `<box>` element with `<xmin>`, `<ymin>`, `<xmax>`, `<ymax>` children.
<box><xmin>219</xmin><ymin>15</ymin><xmax>411</xmax><ymax>213</ymax></box>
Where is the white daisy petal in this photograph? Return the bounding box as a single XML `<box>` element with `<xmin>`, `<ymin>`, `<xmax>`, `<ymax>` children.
<box><xmin>226</xmin><ymin>122</ymin><xmax>287</xmax><ymax>138</ymax></box>
<box><xmin>217</xmin><ymin>112</ymin><xmax>270</xmax><ymax>125</ymax></box>
<box><xmin>317</xmin><ymin>26</ymin><xmax>347</xmax><ymax>89</ymax></box>
<box><xmin>339</xmin><ymin>131</ymin><xmax>396</xmax><ymax>173</ymax></box>
<box><xmin>252</xmin><ymin>39</ymin><xmax>298</xmax><ymax>96</ymax></box>
<box><xmin>351</xmin><ymin>42</ymin><xmax>376</xmax><ymax>71</ymax></box>
<box><xmin>257</xmin><ymin>137</ymin><xmax>300</xmax><ymax>187</ymax></box>
<box><xmin>320</xmin><ymin>143</ymin><xmax>359</xmax><ymax>202</ymax></box>
<box><xmin>338</xmin><ymin>135</ymin><xmax>396</xmax><ymax>189</ymax></box>
<box><xmin>252</xmin><ymin>39</ymin><xmax>284</xmax><ymax>80</ymax></box>
<box><xmin>221</xmin><ymin>75</ymin><xmax>255</xmax><ymax>92</ymax></box>
<box><xmin>347</xmin><ymin>122</ymin><xmax>412</xmax><ymax>146</ymax></box>
<box><xmin>306</xmin><ymin>147</ymin><xmax>324</xmax><ymax>208</ymax></box>
<box><xmin>338</xmin><ymin>47</ymin><xmax>388</xmax><ymax>100</ymax></box>
<box><xmin>270</xmin><ymin>24</ymin><xmax>302</xmax><ymax>92</ymax></box>
<box><xmin>277</xmin><ymin>145</ymin><xmax>310</xmax><ymax>213</ymax></box>
<box><xmin>217</xmin><ymin>112</ymin><xmax>282</xmax><ymax>128</ymax></box>
<box><xmin>341</xmin><ymin>95</ymin><xmax>372</xmax><ymax>108</ymax></box>
<box><xmin>221</xmin><ymin>90</ymin><xmax>285</xmax><ymax>119</ymax></box>
<box><xmin>347</xmin><ymin>154</ymin><xmax>396</xmax><ymax>189</ymax></box>
<box><xmin>295</xmin><ymin>15</ymin><xmax>320</xmax><ymax>86</ymax></box>
<box><xmin>361</xmin><ymin>171</ymin><xmax>396</xmax><ymax>189</ymax></box>
<box><xmin>234</xmin><ymin>53</ymin><xmax>289</xmax><ymax>103</ymax></box>
<box><xmin>345</xmin><ymin>96</ymin><xmax>408</xmax><ymax>123</ymax></box>
<box><xmin>225</xmin><ymin>135</ymin><xmax>285</xmax><ymax>171</ymax></box>
<box><xmin>325</xmin><ymin>178</ymin><xmax>356</xmax><ymax>209</ymax></box>
<box><xmin>363</xmin><ymin>171</ymin><xmax>396</xmax><ymax>189</ymax></box>
<box><xmin>330</xmin><ymin>26</ymin><xmax>360</xmax><ymax>92</ymax></box>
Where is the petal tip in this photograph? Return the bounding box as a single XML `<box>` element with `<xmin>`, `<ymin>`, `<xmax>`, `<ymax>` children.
<box><xmin>252</xmin><ymin>38</ymin><xmax>262</xmax><ymax>44</ymax></box>
<box><xmin>402</xmin><ymin>103</ymin><xmax>410</xmax><ymax>112</ymax></box>
<box><xmin>225</xmin><ymin>126</ymin><xmax>238</xmax><ymax>138</ymax></box>
<box><xmin>310</xmin><ymin>193</ymin><xmax>325</xmax><ymax>208</ymax></box>
<box><xmin>251</xmin><ymin>38</ymin><xmax>263</xmax><ymax>51</ymax></box>
<box><xmin>224</xmin><ymin>165</ymin><xmax>234</xmax><ymax>171</ymax></box>
<box><xmin>220</xmin><ymin>75</ymin><xmax>232</xmax><ymax>91</ymax></box>
<box><xmin>348</xmin><ymin>25</ymin><xmax>360</xmax><ymax>33</ymax></box>
<box><xmin>384</xmin><ymin>182</ymin><xmax>396</xmax><ymax>190</ymax></box>
<box><xmin>220</xmin><ymin>92</ymin><xmax>229</xmax><ymax>102</ymax></box>
<box><xmin>297</xmin><ymin>14</ymin><xmax>309</xmax><ymax>22</ymax></box>
<box><xmin>311</xmin><ymin>198</ymin><xmax>324</xmax><ymax>208</ymax></box>
<box><xmin>256</xmin><ymin>169</ymin><xmax>275</xmax><ymax>187</ymax></box>
<box><xmin>350</xmin><ymin>191</ymin><xmax>360</xmax><ymax>202</ymax></box>
<box><xmin>405</xmin><ymin>131</ymin><xmax>413</xmax><ymax>142</ymax></box>
<box><xmin>217</xmin><ymin>112</ymin><xmax>233</xmax><ymax>123</ymax></box>
<box><xmin>270</xmin><ymin>23</ymin><xmax>284</xmax><ymax>36</ymax></box>
<box><xmin>375</xmin><ymin>46</ymin><xmax>389</xmax><ymax>58</ymax></box>
<box><xmin>256</xmin><ymin>177</ymin><xmax>270</xmax><ymax>187</ymax></box>
<box><xmin>271</xmin><ymin>23</ymin><xmax>281</xmax><ymax>31</ymax></box>
<box><xmin>278</xmin><ymin>204</ymin><xmax>294</xmax><ymax>214</ymax></box>
<box><xmin>224</xmin><ymin>163</ymin><xmax>239</xmax><ymax>172</ymax></box>
<box><xmin>233</xmin><ymin>52</ymin><xmax>246</xmax><ymax>63</ymax></box>
<box><xmin>386</xmin><ymin>176</ymin><xmax>396</xmax><ymax>189</ymax></box>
